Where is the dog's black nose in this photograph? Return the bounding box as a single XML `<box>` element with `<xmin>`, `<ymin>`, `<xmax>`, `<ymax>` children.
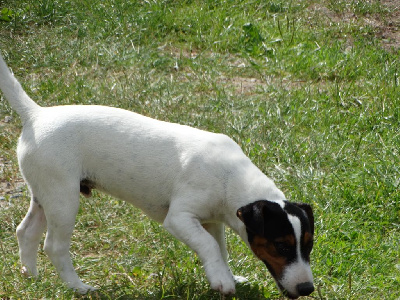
<box><xmin>296</xmin><ymin>282</ymin><xmax>314</xmax><ymax>296</ymax></box>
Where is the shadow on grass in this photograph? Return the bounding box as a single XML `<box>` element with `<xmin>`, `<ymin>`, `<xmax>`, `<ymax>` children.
<box><xmin>77</xmin><ymin>281</ymin><xmax>271</xmax><ymax>300</ymax></box>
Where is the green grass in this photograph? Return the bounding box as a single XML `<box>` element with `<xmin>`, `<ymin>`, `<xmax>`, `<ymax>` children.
<box><xmin>0</xmin><ymin>0</ymin><xmax>399</xmax><ymax>299</ymax></box>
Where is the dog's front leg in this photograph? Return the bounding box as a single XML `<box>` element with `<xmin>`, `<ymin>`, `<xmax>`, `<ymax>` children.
<box><xmin>202</xmin><ymin>223</ymin><xmax>249</xmax><ymax>285</ymax></box>
<box><xmin>163</xmin><ymin>211</ymin><xmax>236</xmax><ymax>294</ymax></box>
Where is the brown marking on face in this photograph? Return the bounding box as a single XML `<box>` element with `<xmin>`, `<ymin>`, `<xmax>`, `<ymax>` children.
<box><xmin>250</xmin><ymin>235</ymin><xmax>291</xmax><ymax>279</ymax></box>
<box><xmin>303</xmin><ymin>231</ymin><xmax>313</xmax><ymax>245</ymax></box>
<box><xmin>301</xmin><ymin>230</ymin><xmax>314</xmax><ymax>261</ymax></box>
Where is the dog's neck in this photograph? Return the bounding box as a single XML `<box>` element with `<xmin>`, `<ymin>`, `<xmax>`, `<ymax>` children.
<box><xmin>223</xmin><ymin>169</ymin><xmax>286</xmax><ymax>245</ymax></box>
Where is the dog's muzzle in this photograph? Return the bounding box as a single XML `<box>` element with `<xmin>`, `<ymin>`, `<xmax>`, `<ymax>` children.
<box><xmin>279</xmin><ymin>281</ymin><xmax>314</xmax><ymax>299</ymax></box>
<box><xmin>296</xmin><ymin>281</ymin><xmax>314</xmax><ymax>296</ymax></box>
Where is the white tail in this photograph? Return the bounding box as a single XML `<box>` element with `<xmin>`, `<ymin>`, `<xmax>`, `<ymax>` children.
<box><xmin>0</xmin><ymin>53</ymin><xmax>40</xmax><ymax>123</ymax></box>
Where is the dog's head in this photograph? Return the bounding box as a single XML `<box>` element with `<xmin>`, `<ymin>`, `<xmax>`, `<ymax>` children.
<box><xmin>237</xmin><ymin>200</ymin><xmax>314</xmax><ymax>299</ymax></box>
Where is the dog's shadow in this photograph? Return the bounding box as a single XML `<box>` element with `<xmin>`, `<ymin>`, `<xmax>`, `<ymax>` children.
<box><xmin>76</xmin><ymin>281</ymin><xmax>272</xmax><ymax>300</ymax></box>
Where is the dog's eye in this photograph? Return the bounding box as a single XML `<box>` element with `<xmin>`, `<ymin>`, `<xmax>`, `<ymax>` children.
<box><xmin>274</xmin><ymin>242</ymin><xmax>291</xmax><ymax>255</ymax></box>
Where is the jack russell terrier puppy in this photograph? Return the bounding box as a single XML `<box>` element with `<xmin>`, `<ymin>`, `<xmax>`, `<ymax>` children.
<box><xmin>0</xmin><ymin>53</ymin><xmax>314</xmax><ymax>299</ymax></box>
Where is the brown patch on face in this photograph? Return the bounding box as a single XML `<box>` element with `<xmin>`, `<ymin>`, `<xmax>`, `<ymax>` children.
<box><xmin>303</xmin><ymin>231</ymin><xmax>313</xmax><ymax>245</ymax></box>
<box><xmin>301</xmin><ymin>231</ymin><xmax>314</xmax><ymax>261</ymax></box>
<box><xmin>250</xmin><ymin>235</ymin><xmax>292</xmax><ymax>279</ymax></box>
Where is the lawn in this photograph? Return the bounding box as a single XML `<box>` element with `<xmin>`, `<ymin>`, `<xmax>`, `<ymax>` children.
<box><xmin>0</xmin><ymin>0</ymin><xmax>399</xmax><ymax>299</ymax></box>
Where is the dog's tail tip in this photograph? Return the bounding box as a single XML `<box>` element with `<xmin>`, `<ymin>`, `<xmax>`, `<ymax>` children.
<box><xmin>0</xmin><ymin>51</ymin><xmax>40</xmax><ymax>122</ymax></box>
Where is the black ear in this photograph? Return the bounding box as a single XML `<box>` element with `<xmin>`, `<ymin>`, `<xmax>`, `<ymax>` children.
<box><xmin>237</xmin><ymin>201</ymin><xmax>281</xmax><ymax>236</ymax></box>
<box><xmin>293</xmin><ymin>202</ymin><xmax>314</xmax><ymax>235</ymax></box>
<box><xmin>237</xmin><ymin>202</ymin><xmax>264</xmax><ymax>235</ymax></box>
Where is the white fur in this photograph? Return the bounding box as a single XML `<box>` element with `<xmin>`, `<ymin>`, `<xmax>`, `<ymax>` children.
<box><xmin>281</xmin><ymin>215</ymin><xmax>314</xmax><ymax>296</ymax></box>
<box><xmin>0</xmin><ymin>53</ymin><xmax>289</xmax><ymax>294</ymax></box>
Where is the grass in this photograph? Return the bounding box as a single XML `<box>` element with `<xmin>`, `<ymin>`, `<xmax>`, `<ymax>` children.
<box><xmin>0</xmin><ymin>0</ymin><xmax>399</xmax><ymax>299</ymax></box>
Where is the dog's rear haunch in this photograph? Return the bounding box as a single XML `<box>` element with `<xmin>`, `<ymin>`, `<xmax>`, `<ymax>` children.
<box><xmin>0</xmin><ymin>53</ymin><xmax>314</xmax><ymax>298</ymax></box>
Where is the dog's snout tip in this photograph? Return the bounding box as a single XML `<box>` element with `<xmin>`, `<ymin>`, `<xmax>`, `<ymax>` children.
<box><xmin>296</xmin><ymin>282</ymin><xmax>314</xmax><ymax>296</ymax></box>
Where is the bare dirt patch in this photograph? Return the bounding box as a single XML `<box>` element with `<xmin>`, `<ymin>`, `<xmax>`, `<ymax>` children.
<box><xmin>378</xmin><ymin>0</ymin><xmax>400</xmax><ymax>50</ymax></box>
<box><xmin>307</xmin><ymin>1</ymin><xmax>400</xmax><ymax>51</ymax></box>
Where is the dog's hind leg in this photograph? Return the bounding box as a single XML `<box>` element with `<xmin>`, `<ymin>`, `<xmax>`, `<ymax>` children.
<box><xmin>16</xmin><ymin>195</ymin><xmax>47</xmax><ymax>277</ymax></box>
<box><xmin>42</xmin><ymin>185</ymin><xmax>96</xmax><ymax>294</ymax></box>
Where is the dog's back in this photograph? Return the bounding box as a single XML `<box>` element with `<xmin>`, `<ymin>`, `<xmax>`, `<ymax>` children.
<box><xmin>0</xmin><ymin>52</ymin><xmax>249</xmax><ymax>223</ymax></box>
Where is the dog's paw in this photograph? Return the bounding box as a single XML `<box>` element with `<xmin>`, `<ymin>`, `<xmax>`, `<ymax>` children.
<box><xmin>209</xmin><ymin>270</ymin><xmax>236</xmax><ymax>294</ymax></box>
<box><xmin>21</xmin><ymin>265</ymin><xmax>38</xmax><ymax>278</ymax></box>
<box><xmin>211</xmin><ymin>280</ymin><xmax>236</xmax><ymax>295</ymax></box>
<box><xmin>233</xmin><ymin>275</ymin><xmax>248</xmax><ymax>284</ymax></box>
<box><xmin>73</xmin><ymin>283</ymin><xmax>98</xmax><ymax>294</ymax></box>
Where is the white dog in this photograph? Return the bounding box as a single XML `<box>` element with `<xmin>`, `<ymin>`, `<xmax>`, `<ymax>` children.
<box><xmin>0</xmin><ymin>53</ymin><xmax>314</xmax><ymax>298</ymax></box>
